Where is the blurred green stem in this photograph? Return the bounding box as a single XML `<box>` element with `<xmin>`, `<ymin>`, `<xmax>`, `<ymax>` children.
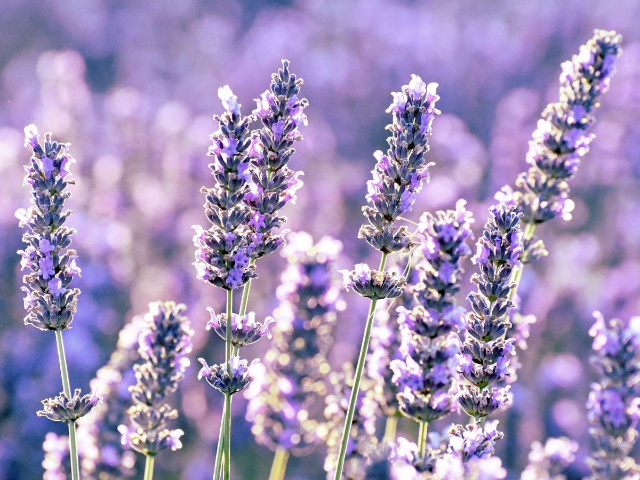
<box><xmin>143</xmin><ymin>455</ymin><xmax>155</xmax><ymax>480</ymax></box>
<box><xmin>383</xmin><ymin>416</ymin><xmax>398</xmax><ymax>442</ymax></box>
<box><xmin>268</xmin><ymin>447</ymin><xmax>290</xmax><ymax>480</ymax></box>
<box><xmin>418</xmin><ymin>421</ymin><xmax>428</xmax><ymax>458</ymax></box>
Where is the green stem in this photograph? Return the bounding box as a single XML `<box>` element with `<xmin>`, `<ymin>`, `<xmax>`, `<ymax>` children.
<box><xmin>508</xmin><ymin>222</ymin><xmax>536</xmax><ymax>303</ymax></box>
<box><xmin>54</xmin><ymin>330</ymin><xmax>80</xmax><ymax>480</ymax></box>
<box><xmin>268</xmin><ymin>447</ymin><xmax>290</xmax><ymax>480</ymax></box>
<box><xmin>143</xmin><ymin>455</ymin><xmax>155</xmax><ymax>480</ymax></box>
<box><xmin>418</xmin><ymin>421</ymin><xmax>428</xmax><ymax>458</ymax></box>
<box><xmin>212</xmin><ymin>408</ymin><xmax>226</xmax><ymax>480</ymax></box>
<box><xmin>333</xmin><ymin>252</ymin><xmax>388</xmax><ymax>480</ymax></box>
<box><xmin>383</xmin><ymin>416</ymin><xmax>398</xmax><ymax>442</ymax></box>
<box><xmin>224</xmin><ymin>393</ymin><xmax>231</xmax><ymax>480</ymax></box>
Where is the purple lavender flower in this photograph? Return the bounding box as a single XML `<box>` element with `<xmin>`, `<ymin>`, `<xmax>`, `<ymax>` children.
<box><xmin>244</xmin><ymin>60</ymin><xmax>308</xmax><ymax>259</ymax></box>
<box><xmin>192</xmin><ymin>87</ymin><xmax>257</xmax><ymax>290</ymax></box>
<box><xmin>17</xmin><ymin>125</ymin><xmax>80</xmax><ymax>331</ymax></box>
<box><xmin>324</xmin><ymin>364</ymin><xmax>381</xmax><ymax>480</ymax></box>
<box><xmin>586</xmin><ymin>312</ymin><xmax>640</xmax><ymax>479</ymax></box>
<box><xmin>391</xmin><ymin>200</ymin><xmax>474</xmax><ymax>424</ymax></box>
<box><xmin>206</xmin><ymin>308</ymin><xmax>273</xmax><ymax>347</ymax></box>
<box><xmin>341</xmin><ymin>263</ymin><xmax>406</xmax><ymax>300</ymax></box>
<box><xmin>498</xmin><ymin>29</ymin><xmax>622</xmax><ymax>262</ymax></box>
<box><xmin>198</xmin><ymin>356</ymin><xmax>256</xmax><ymax>395</ymax></box>
<box><xmin>447</xmin><ymin>420</ymin><xmax>504</xmax><ymax>461</ymax></box>
<box><xmin>520</xmin><ymin>437</ymin><xmax>577</xmax><ymax>480</ymax></box>
<box><xmin>37</xmin><ymin>390</ymin><xmax>100</xmax><ymax>423</ymax></box>
<box><xmin>457</xmin><ymin>204</ymin><xmax>521</xmax><ymax>423</ymax></box>
<box><xmin>119</xmin><ymin>302</ymin><xmax>193</xmax><ymax>457</ymax></box>
<box><xmin>359</xmin><ymin>75</ymin><xmax>440</xmax><ymax>255</ymax></box>
<box><xmin>79</xmin><ymin>318</ymin><xmax>142</xmax><ymax>479</ymax></box>
<box><xmin>244</xmin><ymin>233</ymin><xmax>342</xmax><ymax>455</ymax></box>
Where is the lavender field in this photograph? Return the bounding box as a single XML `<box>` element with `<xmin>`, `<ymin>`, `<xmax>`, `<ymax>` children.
<box><xmin>1</xmin><ymin>1</ymin><xmax>640</xmax><ymax>479</ymax></box>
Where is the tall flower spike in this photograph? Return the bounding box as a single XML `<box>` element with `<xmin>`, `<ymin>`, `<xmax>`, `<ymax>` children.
<box><xmin>244</xmin><ymin>233</ymin><xmax>342</xmax><ymax>455</ymax></box>
<box><xmin>192</xmin><ymin>86</ymin><xmax>257</xmax><ymax>290</ymax></box>
<box><xmin>359</xmin><ymin>75</ymin><xmax>440</xmax><ymax>255</ymax></box>
<box><xmin>324</xmin><ymin>364</ymin><xmax>380</xmax><ymax>480</ymax></box>
<box><xmin>244</xmin><ymin>59</ymin><xmax>308</xmax><ymax>259</ymax></box>
<box><xmin>586</xmin><ymin>312</ymin><xmax>640</xmax><ymax>480</ymax></box>
<box><xmin>391</xmin><ymin>200</ymin><xmax>474</xmax><ymax>426</ymax></box>
<box><xmin>79</xmin><ymin>318</ymin><xmax>142</xmax><ymax>479</ymax></box>
<box><xmin>520</xmin><ymin>437</ymin><xmax>577</xmax><ymax>480</ymax></box>
<box><xmin>451</xmin><ymin>204</ymin><xmax>521</xmax><ymax>457</ymax></box>
<box><xmin>119</xmin><ymin>302</ymin><xmax>193</xmax><ymax>459</ymax></box>
<box><xmin>334</xmin><ymin>74</ymin><xmax>440</xmax><ymax>480</ymax></box>
<box><xmin>17</xmin><ymin>124</ymin><xmax>80</xmax><ymax>331</ymax></box>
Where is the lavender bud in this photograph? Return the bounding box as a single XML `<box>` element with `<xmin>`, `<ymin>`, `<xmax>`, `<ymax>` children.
<box><xmin>586</xmin><ymin>312</ymin><xmax>640</xmax><ymax>479</ymax></box>
<box><xmin>17</xmin><ymin>125</ymin><xmax>81</xmax><ymax>331</ymax></box>
<box><xmin>245</xmin><ymin>60</ymin><xmax>308</xmax><ymax>259</ymax></box>
<box><xmin>198</xmin><ymin>357</ymin><xmax>256</xmax><ymax>395</ymax></box>
<box><xmin>499</xmin><ymin>30</ymin><xmax>622</xmax><ymax>227</ymax></box>
<box><xmin>37</xmin><ymin>389</ymin><xmax>101</xmax><ymax>423</ymax></box>
<box><xmin>520</xmin><ymin>437</ymin><xmax>577</xmax><ymax>480</ymax></box>
<box><xmin>447</xmin><ymin>420</ymin><xmax>504</xmax><ymax>461</ymax></box>
<box><xmin>206</xmin><ymin>308</ymin><xmax>273</xmax><ymax>347</ymax></box>
<box><xmin>245</xmin><ymin>233</ymin><xmax>342</xmax><ymax>454</ymax></box>
<box><xmin>119</xmin><ymin>302</ymin><xmax>193</xmax><ymax>456</ymax></box>
<box><xmin>359</xmin><ymin>76</ymin><xmax>440</xmax><ymax>254</ymax></box>
<box><xmin>341</xmin><ymin>263</ymin><xmax>406</xmax><ymax>300</ymax></box>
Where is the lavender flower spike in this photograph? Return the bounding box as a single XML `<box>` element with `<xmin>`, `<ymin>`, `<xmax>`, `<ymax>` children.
<box><xmin>586</xmin><ymin>312</ymin><xmax>640</xmax><ymax>480</ymax></box>
<box><xmin>119</xmin><ymin>302</ymin><xmax>193</xmax><ymax>478</ymax></box>
<box><xmin>333</xmin><ymin>74</ymin><xmax>440</xmax><ymax>480</ymax></box>
<box><xmin>18</xmin><ymin>124</ymin><xmax>91</xmax><ymax>480</ymax></box>
<box><xmin>17</xmin><ymin>124</ymin><xmax>80</xmax><ymax>331</ymax></box>
<box><xmin>391</xmin><ymin>200</ymin><xmax>474</xmax><ymax>430</ymax></box>
<box><xmin>245</xmin><ymin>233</ymin><xmax>342</xmax><ymax>462</ymax></box>
<box><xmin>192</xmin><ymin>86</ymin><xmax>257</xmax><ymax>290</ymax></box>
<box><xmin>244</xmin><ymin>59</ymin><xmax>308</xmax><ymax>260</ymax></box>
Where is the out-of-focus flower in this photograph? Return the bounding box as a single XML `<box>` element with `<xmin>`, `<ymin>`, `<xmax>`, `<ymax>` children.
<box><xmin>119</xmin><ymin>302</ymin><xmax>193</xmax><ymax>456</ymax></box>
<box><xmin>245</xmin><ymin>232</ymin><xmax>342</xmax><ymax>455</ymax></box>
<box><xmin>586</xmin><ymin>312</ymin><xmax>640</xmax><ymax>479</ymax></box>
<box><xmin>520</xmin><ymin>437</ymin><xmax>577</xmax><ymax>480</ymax></box>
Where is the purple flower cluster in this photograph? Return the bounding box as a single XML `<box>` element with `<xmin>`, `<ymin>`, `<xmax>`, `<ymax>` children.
<box><xmin>198</xmin><ymin>356</ymin><xmax>256</xmax><ymax>395</ymax></box>
<box><xmin>520</xmin><ymin>437</ymin><xmax>577</xmax><ymax>480</ymax></box>
<box><xmin>498</xmin><ymin>29</ymin><xmax>622</xmax><ymax>255</ymax></box>
<box><xmin>324</xmin><ymin>364</ymin><xmax>380</xmax><ymax>480</ymax></box>
<box><xmin>17</xmin><ymin>125</ymin><xmax>81</xmax><ymax>331</ymax></box>
<box><xmin>342</xmin><ymin>263</ymin><xmax>407</xmax><ymax>300</ymax></box>
<box><xmin>119</xmin><ymin>302</ymin><xmax>193</xmax><ymax>456</ymax></box>
<box><xmin>391</xmin><ymin>200</ymin><xmax>474</xmax><ymax>424</ymax></box>
<box><xmin>245</xmin><ymin>232</ymin><xmax>342</xmax><ymax>454</ymax></box>
<box><xmin>359</xmin><ymin>75</ymin><xmax>440</xmax><ymax>255</ymax></box>
<box><xmin>244</xmin><ymin>60</ymin><xmax>308</xmax><ymax>259</ymax></box>
<box><xmin>448</xmin><ymin>420</ymin><xmax>504</xmax><ymax>461</ymax></box>
<box><xmin>192</xmin><ymin>60</ymin><xmax>307</xmax><ymax>290</ymax></box>
<box><xmin>79</xmin><ymin>318</ymin><xmax>142</xmax><ymax>479</ymax></box>
<box><xmin>457</xmin><ymin>204</ymin><xmax>522</xmax><ymax>423</ymax></box>
<box><xmin>206</xmin><ymin>308</ymin><xmax>273</xmax><ymax>348</ymax></box>
<box><xmin>586</xmin><ymin>312</ymin><xmax>640</xmax><ymax>479</ymax></box>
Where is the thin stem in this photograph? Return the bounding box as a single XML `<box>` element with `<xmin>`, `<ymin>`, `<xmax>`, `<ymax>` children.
<box><xmin>333</xmin><ymin>252</ymin><xmax>388</xmax><ymax>480</ymax></box>
<box><xmin>224</xmin><ymin>393</ymin><xmax>231</xmax><ymax>480</ymax></box>
<box><xmin>212</xmin><ymin>409</ymin><xmax>226</xmax><ymax>480</ymax></box>
<box><xmin>383</xmin><ymin>416</ymin><xmax>398</xmax><ymax>442</ymax></box>
<box><xmin>143</xmin><ymin>455</ymin><xmax>155</xmax><ymax>480</ymax></box>
<box><xmin>507</xmin><ymin>222</ymin><xmax>536</xmax><ymax>303</ymax></box>
<box><xmin>418</xmin><ymin>421</ymin><xmax>428</xmax><ymax>458</ymax></box>
<box><xmin>54</xmin><ymin>330</ymin><xmax>80</xmax><ymax>480</ymax></box>
<box><xmin>268</xmin><ymin>447</ymin><xmax>290</xmax><ymax>480</ymax></box>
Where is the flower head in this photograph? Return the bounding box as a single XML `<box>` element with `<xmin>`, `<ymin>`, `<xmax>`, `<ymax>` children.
<box><xmin>38</xmin><ymin>389</ymin><xmax>101</xmax><ymax>423</ymax></box>
<box><xmin>198</xmin><ymin>357</ymin><xmax>256</xmax><ymax>395</ymax></box>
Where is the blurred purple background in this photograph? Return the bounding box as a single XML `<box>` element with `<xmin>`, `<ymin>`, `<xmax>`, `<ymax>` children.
<box><xmin>1</xmin><ymin>1</ymin><xmax>639</xmax><ymax>478</ymax></box>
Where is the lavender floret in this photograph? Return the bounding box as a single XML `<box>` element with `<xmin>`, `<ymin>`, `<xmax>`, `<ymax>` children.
<box><xmin>206</xmin><ymin>308</ymin><xmax>273</xmax><ymax>347</ymax></box>
<box><xmin>341</xmin><ymin>263</ymin><xmax>406</xmax><ymax>300</ymax></box>
<box><xmin>245</xmin><ymin>233</ymin><xmax>342</xmax><ymax>454</ymax></box>
<box><xmin>37</xmin><ymin>389</ymin><xmax>100</xmax><ymax>423</ymax></box>
<box><xmin>17</xmin><ymin>125</ymin><xmax>81</xmax><ymax>331</ymax></box>
<box><xmin>586</xmin><ymin>312</ymin><xmax>640</xmax><ymax>479</ymax></box>
<box><xmin>359</xmin><ymin>75</ymin><xmax>440</xmax><ymax>254</ymax></box>
<box><xmin>520</xmin><ymin>437</ymin><xmax>577</xmax><ymax>480</ymax></box>
<box><xmin>447</xmin><ymin>420</ymin><xmax>504</xmax><ymax>461</ymax></box>
<box><xmin>119</xmin><ymin>302</ymin><xmax>193</xmax><ymax>456</ymax></box>
<box><xmin>198</xmin><ymin>356</ymin><xmax>256</xmax><ymax>395</ymax></box>
<box><xmin>244</xmin><ymin>60</ymin><xmax>308</xmax><ymax>259</ymax></box>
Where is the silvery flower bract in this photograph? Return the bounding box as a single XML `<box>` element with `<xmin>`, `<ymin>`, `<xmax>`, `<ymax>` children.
<box><xmin>206</xmin><ymin>308</ymin><xmax>273</xmax><ymax>348</ymax></box>
<box><xmin>198</xmin><ymin>356</ymin><xmax>256</xmax><ymax>395</ymax></box>
<box><xmin>341</xmin><ymin>263</ymin><xmax>406</xmax><ymax>300</ymax></box>
<box><xmin>37</xmin><ymin>389</ymin><xmax>101</xmax><ymax>423</ymax></box>
<box><xmin>17</xmin><ymin>125</ymin><xmax>81</xmax><ymax>331</ymax></box>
